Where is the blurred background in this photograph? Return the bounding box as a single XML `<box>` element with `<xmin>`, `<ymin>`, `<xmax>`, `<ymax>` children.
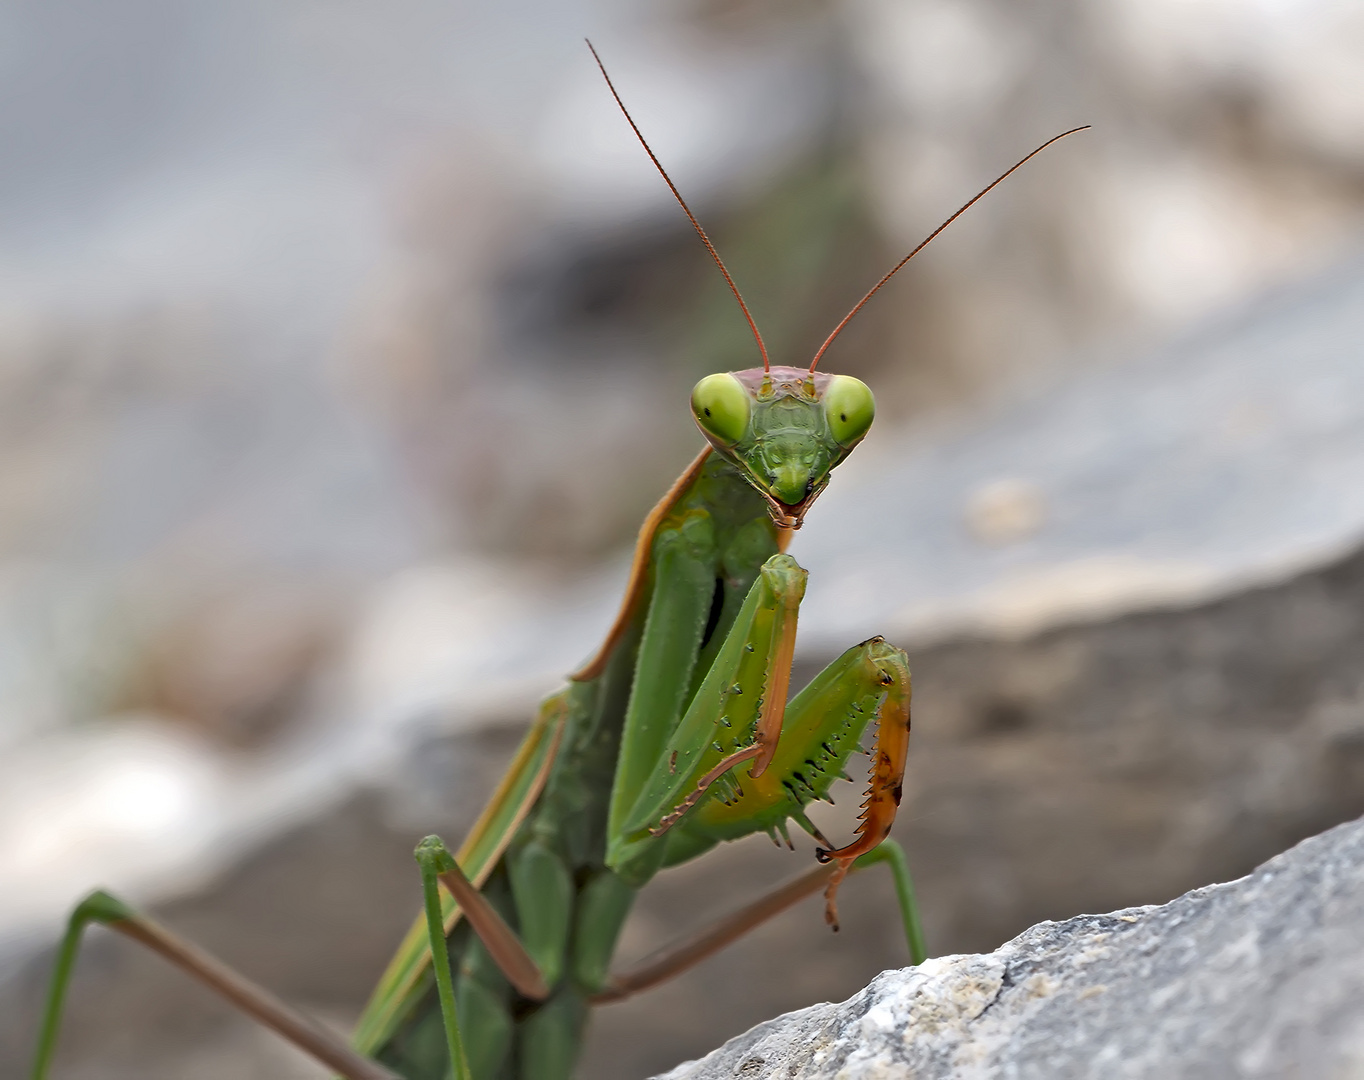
<box><xmin>2</xmin><ymin>0</ymin><xmax>1364</xmax><ymax>1076</ymax></box>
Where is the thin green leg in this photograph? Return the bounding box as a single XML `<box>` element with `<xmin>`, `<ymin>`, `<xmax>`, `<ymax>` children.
<box><xmin>415</xmin><ymin>837</ymin><xmax>471</xmax><ymax>1080</ymax></box>
<box><xmin>856</xmin><ymin>839</ymin><xmax>927</xmax><ymax>964</ymax></box>
<box><xmin>32</xmin><ymin>889</ymin><xmax>396</xmax><ymax>1080</ymax></box>
<box><xmin>30</xmin><ymin>890</ymin><xmax>131</xmax><ymax>1080</ymax></box>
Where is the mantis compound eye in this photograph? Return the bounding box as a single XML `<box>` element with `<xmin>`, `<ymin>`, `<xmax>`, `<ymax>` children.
<box><xmin>822</xmin><ymin>375</ymin><xmax>875</xmax><ymax>448</ymax></box>
<box><xmin>691</xmin><ymin>372</ymin><xmax>751</xmax><ymax>447</ymax></box>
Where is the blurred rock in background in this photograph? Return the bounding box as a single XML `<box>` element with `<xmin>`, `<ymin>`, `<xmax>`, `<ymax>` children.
<box><xmin>1</xmin><ymin>0</ymin><xmax>1363</xmax><ymax>1077</ymax></box>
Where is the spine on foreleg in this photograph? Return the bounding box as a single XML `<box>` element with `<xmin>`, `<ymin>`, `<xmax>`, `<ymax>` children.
<box><xmin>813</xmin><ymin>637</ymin><xmax>912</xmax><ymax>930</ymax></box>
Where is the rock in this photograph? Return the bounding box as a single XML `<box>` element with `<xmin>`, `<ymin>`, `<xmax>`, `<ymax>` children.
<box><xmin>655</xmin><ymin>815</ymin><xmax>1364</xmax><ymax>1079</ymax></box>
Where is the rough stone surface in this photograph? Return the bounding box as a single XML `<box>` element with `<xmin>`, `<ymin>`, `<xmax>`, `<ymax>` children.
<box><xmin>656</xmin><ymin>815</ymin><xmax>1364</xmax><ymax>1079</ymax></box>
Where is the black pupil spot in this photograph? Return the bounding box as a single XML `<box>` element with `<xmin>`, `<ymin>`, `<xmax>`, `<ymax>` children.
<box><xmin>840</xmin><ymin>412</ymin><xmax>847</xmax><ymax>421</ymax></box>
<box><xmin>704</xmin><ymin>407</ymin><xmax>712</xmax><ymax>417</ymax></box>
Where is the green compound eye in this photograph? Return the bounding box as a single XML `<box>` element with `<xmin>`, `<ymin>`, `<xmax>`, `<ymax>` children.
<box><xmin>823</xmin><ymin>374</ymin><xmax>875</xmax><ymax>447</ymax></box>
<box><xmin>691</xmin><ymin>372</ymin><xmax>751</xmax><ymax>447</ymax></box>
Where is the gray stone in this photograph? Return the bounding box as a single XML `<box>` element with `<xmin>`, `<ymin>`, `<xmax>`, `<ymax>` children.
<box><xmin>656</xmin><ymin>815</ymin><xmax>1364</xmax><ymax>1080</ymax></box>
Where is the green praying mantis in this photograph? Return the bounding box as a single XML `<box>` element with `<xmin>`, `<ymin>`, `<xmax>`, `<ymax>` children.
<box><xmin>28</xmin><ymin>43</ymin><xmax>1085</xmax><ymax>1080</ymax></box>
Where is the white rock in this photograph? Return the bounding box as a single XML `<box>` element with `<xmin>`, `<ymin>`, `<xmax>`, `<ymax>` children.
<box><xmin>656</xmin><ymin>815</ymin><xmax>1364</xmax><ymax>1079</ymax></box>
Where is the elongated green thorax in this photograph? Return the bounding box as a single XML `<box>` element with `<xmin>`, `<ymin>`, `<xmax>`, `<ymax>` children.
<box><xmin>691</xmin><ymin>365</ymin><xmax>874</xmax><ymax>530</ymax></box>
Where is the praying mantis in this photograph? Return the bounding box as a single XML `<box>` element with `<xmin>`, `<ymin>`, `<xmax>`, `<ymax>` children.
<box><xmin>28</xmin><ymin>43</ymin><xmax>1085</xmax><ymax>1080</ymax></box>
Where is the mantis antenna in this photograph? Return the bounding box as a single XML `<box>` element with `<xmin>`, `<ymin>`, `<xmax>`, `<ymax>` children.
<box><xmin>587</xmin><ymin>40</ymin><xmax>772</xmax><ymax>373</ymax></box>
<box><xmin>808</xmin><ymin>125</ymin><xmax>1091</xmax><ymax>372</ymax></box>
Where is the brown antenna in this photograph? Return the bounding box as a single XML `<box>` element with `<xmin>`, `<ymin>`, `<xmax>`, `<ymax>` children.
<box><xmin>808</xmin><ymin>126</ymin><xmax>1090</xmax><ymax>373</ymax></box>
<box><xmin>587</xmin><ymin>40</ymin><xmax>771</xmax><ymax>373</ymax></box>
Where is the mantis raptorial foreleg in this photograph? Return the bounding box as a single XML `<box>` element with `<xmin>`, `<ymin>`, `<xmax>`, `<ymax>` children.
<box><xmin>635</xmin><ymin>552</ymin><xmax>805</xmax><ymax>838</ymax></box>
<box><xmin>666</xmin><ymin>635</ymin><xmax>913</xmax><ymax>930</ymax></box>
<box><xmin>406</xmin><ymin>549</ymin><xmax>920</xmax><ymax>1020</ymax></box>
<box><xmin>605</xmin><ymin>548</ymin><xmax>805</xmax><ymax>874</ymax></box>
<box><xmin>598</xmin><ymin>549</ymin><xmax>912</xmax><ymax>929</ymax></box>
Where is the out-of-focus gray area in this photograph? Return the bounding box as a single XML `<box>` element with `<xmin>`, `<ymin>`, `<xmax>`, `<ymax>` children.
<box><xmin>799</xmin><ymin>253</ymin><xmax>1364</xmax><ymax>649</ymax></box>
<box><xmin>2</xmin><ymin>0</ymin><xmax>1364</xmax><ymax>1077</ymax></box>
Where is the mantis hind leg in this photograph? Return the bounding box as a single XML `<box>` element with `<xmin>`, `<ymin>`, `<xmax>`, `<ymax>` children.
<box><xmin>846</xmin><ymin>839</ymin><xmax>926</xmax><ymax>964</ymax></box>
<box><xmin>592</xmin><ymin>840</ymin><xmax>926</xmax><ymax>1006</ymax></box>
<box><xmin>383</xmin><ymin>858</ymin><xmax>518</xmax><ymax>1080</ymax></box>
<box><xmin>401</xmin><ymin>840</ymin><xmax>636</xmax><ymax>1080</ymax></box>
<box><xmin>29</xmin><ymin>890</ymin><xmax>397</xmax><ymax>1080</ymax></box>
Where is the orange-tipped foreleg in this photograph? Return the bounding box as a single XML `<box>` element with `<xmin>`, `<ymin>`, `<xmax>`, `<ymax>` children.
<box><xmin>814</xmin><ymin>646</ymin><xmax>912</xmax><ymax>930</ymax></box>
<box><xmin>670</xmin><ymin>634</ymin><xmax>915</xmax><ymax>934</ymax></box>
<box><xmin>615</xmin><ymin>554</ymin><xmax>806</xmax><ymax>857</ymax></box>
<box><xmin>647</xmin><ymin>562</ymin><xmax>802</xmax><ymax>838</ymax></box>
<box><xmin>649</xmin><ymin>744</ymin><xmax>763</xmax><ymax>836</ymax></box>
<box><xmin>745</xmin><ymin>578</ymin><xmax>800</xmax><ymax>780</ymax></box>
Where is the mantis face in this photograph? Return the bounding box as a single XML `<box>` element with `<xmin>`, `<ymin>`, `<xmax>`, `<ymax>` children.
<box><xmin>691</xmin><ymin>364</ymin><xmax>874</xmax><ymax>529</ymax></box>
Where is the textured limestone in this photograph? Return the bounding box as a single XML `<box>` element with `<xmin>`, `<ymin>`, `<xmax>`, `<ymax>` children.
<box><xmin>656</xmin><ymin>815</ymin><xmax>1364</xmax><ymax>1079</ymax></box>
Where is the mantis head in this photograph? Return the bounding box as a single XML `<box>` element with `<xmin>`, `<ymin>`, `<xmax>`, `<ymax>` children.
<box><xmin>691</xmin><ymin>365</ymin><xmax>873</xmax><ymax>530</ymax></box>
<box><xmin>588</xmin><ymin>41</ymin><xmax>1083</xmax><ymax>528</ymax></box>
